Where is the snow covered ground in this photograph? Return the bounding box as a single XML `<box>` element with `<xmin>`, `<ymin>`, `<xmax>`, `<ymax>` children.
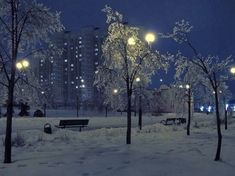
<box><xmin>0</xmin><ymin>113</ymin><xmax>235</xmax><ymax>176</ymax></box>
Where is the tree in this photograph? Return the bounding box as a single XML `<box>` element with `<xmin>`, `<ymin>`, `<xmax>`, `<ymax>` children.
<box><xmin>0</xmin><ymin>0</ymin><xmax>63</xmax><ymax>163</ymax></box>
<box><xmin>162</xmin><ymin>20</ymin><xmax>233</xmax><ymax>161</ymax></box>
<box><xmin>174</xmin><ymin>52</ymin><xmax>201</xmax><ymax>135</ymax></box>
<box><xmin>95</xmin><ymin>5</ymin><xmax>169</xmax><ymax>144</ymax></box>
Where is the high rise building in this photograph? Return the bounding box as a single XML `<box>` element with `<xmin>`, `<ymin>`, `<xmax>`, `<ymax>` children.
<box><xmin>38</xmin><ymin>27</ymin><xmax>103</xmax><ymax>108</ymax></box>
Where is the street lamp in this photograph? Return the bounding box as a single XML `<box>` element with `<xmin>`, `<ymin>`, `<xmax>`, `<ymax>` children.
<box><xmin>128</xmin><ymin>37</ymin><xmax>136</xmax><ymax>45</ymax></box>
<box><xmin>113</xmin><ymin>89</ymin><xmax>118</xmax><ymax>94</ymax></box>
<box><xmin>16</xmin><ymin>59</ymin><xmax>29</xmax><ymax>71</ymax></box>
<box><xmin>230</xmin><ymin>67</ymin><xmax>235</xmax><ymax>75</ymax></box>
<box><xmin>135</xmin><ymin>77</ymin><xmax>142</xmax><ymax>130</ymax></box>
<box><xmin>145</xmin><ymin>32</ymin><xmax>156</xmax><ymax>45</ymax></box>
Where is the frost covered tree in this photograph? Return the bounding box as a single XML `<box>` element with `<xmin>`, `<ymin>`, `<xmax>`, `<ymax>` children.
<box><xmin>161</xmin><ymin>20</ymin><xmax>233</xmax><ymax>161</ymax></box>
<box><xmin>174</xmin><ymin>52</ymin><xmax>202</xmax><ymax>135</ymax></box>
<box><xmin>0</xmin><ymin>0</ymin><xmax>63</xmax><ymax>163</ymax></box>
<box><xmin>95</xmin><ymin>5</ymin><xmax>169</xmax><ymax>144</ymax></box>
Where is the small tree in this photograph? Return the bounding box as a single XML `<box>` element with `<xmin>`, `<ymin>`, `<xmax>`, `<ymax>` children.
<box><xmin>162</xmin><ymin>20</ymin><xmax>233</xmax><ymax>161</ymax></box>
<box><xmin>0</xmin><ymin>0</ymin><xmax>63</xmax><ymax>163</ymax></box>
<box><xmin>95</xmin><ymin>5</ymin><xmax>169</xmax><ymax>144</ymax></box>
<box><xmin>174</xmin><ymin>52</ymin><xmax>201</xmax><ymax>135</ymax></box>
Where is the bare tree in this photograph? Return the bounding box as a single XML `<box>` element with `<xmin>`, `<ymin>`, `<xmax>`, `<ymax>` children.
<box><xmin>161</xmin><ymin>20</ymin><xmax>233</xmax><ymax>161</ymax></box>
<box><xmin>0</xmin><ymin>0</ymin><xmax>63</xmax><ymax>163</ymax></box>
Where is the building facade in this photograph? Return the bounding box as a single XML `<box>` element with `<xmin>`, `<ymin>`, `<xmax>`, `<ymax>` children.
<box><xmin>38</xmin><ymin>27</ymin><xmax>103</xmax><ymax>108</ymax></box>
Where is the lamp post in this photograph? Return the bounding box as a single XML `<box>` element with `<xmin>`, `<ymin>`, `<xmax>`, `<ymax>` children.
<box><xmin>185</xmin><ymin>84</ymin><xmax>191</xmax><ymax>135</ymax></box>
<box><xmin>135</xmin><ymin>77</ymin><xmax>142</xmax><ymax>130</ymax></box>
<box><xmin>16</xmin><ymin>59</ymin><xmax>30</xmax><ymax>117</ymax></box>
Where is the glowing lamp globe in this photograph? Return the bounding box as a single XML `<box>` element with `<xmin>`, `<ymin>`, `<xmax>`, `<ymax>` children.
<box><xmin>16</xmin><ymin>62</ymin><xmax>23</xmax><ymax>70</ymax></box>
<box><xmin>230</xmin><ymin>67</ymin><xmax>235</xmax><ymax>74</ymax></box>
<box><xmin>128</xmin><ymin>37</ymin><xmax>136</xmax><ymax>45</ymax></box>
<box><xmin>22</xmin><ymin>60</ymin><xmax>29</xmax><ymax>68</ymax></box>
<box><xmin>145</xmin><ymin>33</ymin><xmax>156</xmax><ymax>43</ymax></box>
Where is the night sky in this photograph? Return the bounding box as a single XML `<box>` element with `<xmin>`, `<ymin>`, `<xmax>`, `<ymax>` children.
<box><xmin>40</xmin><ymin>0</ymin><xmax>235</xmax><ymax>94</ymax></box>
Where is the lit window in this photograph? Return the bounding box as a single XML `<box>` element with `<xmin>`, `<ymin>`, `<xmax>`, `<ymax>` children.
<box><xmin>64</xmin><ymin>42</ymin><xmax>68</xmax><ymax>46</ymax></box>
<box><xmin>79</xmin><ymin>54</ymin><xmax>82</xmax><ymax>57</ymax></box>
<box><xmin>64</xmin><ymin>59</ymin><xmax>68</xmax><ymax>62</ymax></box>
<box><xmin>71</xmin><ymin>81</ymin><xmax>74</xmax><ymax>84</ymax></box>
<box><xmin>94</xmin><ymin>48</ymin><xmax>99</xmax><ymax>51</ymax></box>
<box><xmin>79</xmin><ymin>41</ymin><xmax>82</xmax><ymax>44</ymax></box>
<box><xmin>81</xmin><ymin>79</ymin><xmax>84</xmax><ymax>83</ymax></box>
<box><xmin>71</xmin><ymin>64</ymin><xmax>74</xmax><ymax>67</ymax></box>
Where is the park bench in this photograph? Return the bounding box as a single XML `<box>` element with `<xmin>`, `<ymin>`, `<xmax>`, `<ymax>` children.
<box><xmin>55</xmin><ymin>119</ymin><xmax>89</xmax><ymax>131</ymax></box>
<box><xmin>160</xmin><ymin>118</ymin><xmax>186</xmax><ymax>126</ymax></box>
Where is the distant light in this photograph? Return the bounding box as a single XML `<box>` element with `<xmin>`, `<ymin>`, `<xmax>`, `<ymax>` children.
<box><xmin>185</xmin><ymin>84</ymin><xmax>190</xmax><ymax>89</ymax></box>
<box><xmin>160</xmin><ymin>78</ymin><xmax>163</xmax><ymax>82</ymax></box>
<box><xmin>179</xmin><ymin>85</ymin><xmax>183</xmax><ymax>88</ymax></box>
<box><xmin>81</xmin><ymin>79</ymin><xmax>84</xmax><ymax>83</ymax></box>
<box><xmin>208</xmin><ymin>106</ymin><xmax>212</xmax><ymax>112</ymax></box>
<box><xmin>226</xmin><ymin>104</ymin><xmax>229</xmax><ymax>110</ymax></box>
<box><xmin>136</xmin><ymin>77</ymin><xmax>140</xmax><ymax>82</ymax></box>
<box><xmin>41</xmin><ymin>91</ymin><xmax>45</xmax><ymax>94</ymax></box>
<box><xmin>113</xmin><ymin>89</ymin><xmax>118</xmax><ymax>94</ymax></box>
<box><xmin>128</xmin><ymin>37</ymin><xmax>136</xmax><ymax>45</ymax></box>
<box><xmin>200</xmin><ymin>106</ymin><xmax>204</xmax><ymax>112</ymax></box>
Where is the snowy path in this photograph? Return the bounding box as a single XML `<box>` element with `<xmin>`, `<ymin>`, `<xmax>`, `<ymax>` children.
<box><xmin>1</xmin><ymin>113</ymin><xmax>235</xmax><ymax>176</ymax></box>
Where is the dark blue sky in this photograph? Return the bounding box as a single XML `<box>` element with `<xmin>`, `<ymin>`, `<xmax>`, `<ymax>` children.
<box><xmin>40</xmin><ymin>0</ymin><xmax>235</xmax><ymax>93</ymax></box>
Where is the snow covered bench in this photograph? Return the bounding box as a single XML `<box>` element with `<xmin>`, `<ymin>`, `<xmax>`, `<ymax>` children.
<box><xmin>55</xmin><ymin>119</ymin><xmax>89</xmax><ymax>131</ymax></box>
<box><xmin>160</xmin><ymin>118</ymin><xmax>186</xmax><ymax>126</ymax></box>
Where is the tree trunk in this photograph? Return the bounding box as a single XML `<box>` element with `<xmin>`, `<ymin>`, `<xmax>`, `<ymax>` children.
<box><xmin>4</xmin><ymin>83</ymin><xmax>14</xmax><ymax>163</ymax></box>
<box><xmin>4</xmin><ymin>0</ymin><xmax>17</xmax><ymax>163</ymax></box>
<box><xmin>225</xmin><ymin>108</ymin><xmax>227</xmax><ymax>130</ymax></box>
<box><xmin>214</xmin><ymin>89</ymin><xmax>222</xmax><ymax>161</ymax></box>
<box><xmin>126</xmin><ymin>90</ymin><xmax>132</xmax><ymax>144</ymax></box>
<box><xmin>187</xmin><ymin>88</ymin><xmax>191</xmax><ymax>136</ymax></box>
<box><xmin>138</xmin><ymin>95</ymin><xmax>142</xmax><ymax>130</ymax></box>
<box><xmin>105</xmin><ymin>106</ymin><xmax>108</xmax><ymax>117</ymax></box>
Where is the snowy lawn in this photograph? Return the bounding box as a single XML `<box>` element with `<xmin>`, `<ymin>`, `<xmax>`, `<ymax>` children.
<box><xmin>0</xmin><ymin>113</ymin><xmax>235</xmax><ymax>176</ymax></box>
